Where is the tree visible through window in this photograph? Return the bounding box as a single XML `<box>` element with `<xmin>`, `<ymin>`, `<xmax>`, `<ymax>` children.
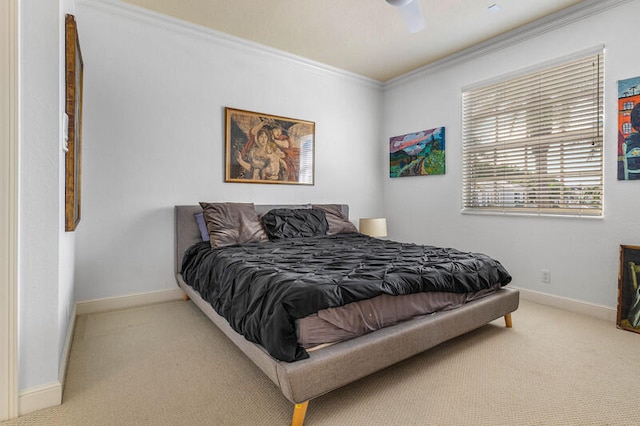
<box><xmin>461</xmin><ymin>50</ymin><xmax>604</xmax><ymax>217</ymax></box>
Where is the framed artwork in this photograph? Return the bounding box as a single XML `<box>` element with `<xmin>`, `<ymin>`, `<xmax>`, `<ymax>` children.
<box><xmin>617</xmin><ymin>76</ymin><xmax>640</xmax><ymax>180</ymax></box>
<box><xmin>390</xmin><ymin>127</ymin><xmax>445</xmax><ymax>178</ymax></box>
<box><xmin>617</xmin><ymin>245</ymin><xmax>640</xmax><ymax>333</ymax></box>
<box><xmin>64</xmin><ymin>14</ymin><xmax>84</xmax><ymax>231</ymax></box>
<box><xmin>225</xmin><ymin>107</ymin><xmax>315</xmax><ymax>185</ymax></box>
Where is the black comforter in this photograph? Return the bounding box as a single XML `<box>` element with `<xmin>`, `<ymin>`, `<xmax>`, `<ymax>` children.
<box><xmin>181</xmin><ymin>234</ymin><xmax>512</xmax><ymax>362</ymax></box>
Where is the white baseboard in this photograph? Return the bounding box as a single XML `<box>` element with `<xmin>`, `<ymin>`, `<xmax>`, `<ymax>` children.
<box><xmin>18</xmin><ymin>288</ymin><xmax>184</xmax><ymax>416</ymax></box>
<box><xmin>516</xmin><ymin>287</ymin><xmax>617</xmax><ymax>323</ymax></box>
<box><xmin>59</xmin><ymin>303</ymin><xmax>76</xmax><ymax>388</ymax></box>
<box><xmin>18</xmin><ymin>304</ymin><xmax>77</xmax><ymax>416</ymax></box>
<box><xmin>76</xmin><ymin>288</ymin><xmax>184</xmax><ymax>316</ymax></box>
<box><xmin>18</xmin><ymin>381</ymin><xmax>62</xmax><ymax>416</ymax></box>
<box><xmin>16</xmin><ymin>286</ymin><xmax>612</xmax><ymax>416</ymax></box>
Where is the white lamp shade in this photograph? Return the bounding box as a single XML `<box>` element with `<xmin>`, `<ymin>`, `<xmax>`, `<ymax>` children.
<box><xmin>359</xmin><ymin>218</ymin><xmax>388</xmax><ymax>237</ymax></box>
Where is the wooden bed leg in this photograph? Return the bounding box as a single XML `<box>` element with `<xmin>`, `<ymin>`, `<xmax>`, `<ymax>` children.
<box><xmin>291</xmin><ymin>401</ymin><xmax>309</xmax><ymax>426</ymax></box>
<box><xmin>182</xmin><ymin>293</ymin><xmax>190</xmax><ymax>302</ymax></box>
<box><xmin>504</xmin><ymin>313</ymin><xmax>513</xmax><ymax>328</ymax></box>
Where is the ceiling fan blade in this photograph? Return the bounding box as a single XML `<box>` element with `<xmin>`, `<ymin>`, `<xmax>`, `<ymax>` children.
<box><xmin>397</xmin><ymin>0</ymin><xmax>424</xmax><ymax>33</ymax></box>
<box><xmin>386</xmin><ymin>0</ymin><xmax>424</xmax><ymax>33</ymax></box>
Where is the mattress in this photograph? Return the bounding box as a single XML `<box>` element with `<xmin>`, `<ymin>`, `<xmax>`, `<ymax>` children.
<box><xmin>298</xmin><ymin>284</ymin><xmax>500</xmax><ymax>349</ymax></box>
<box><xmin>181</xmin><ymin>234</ymin><xmax>512</xmax><ymax>361</ymax></box>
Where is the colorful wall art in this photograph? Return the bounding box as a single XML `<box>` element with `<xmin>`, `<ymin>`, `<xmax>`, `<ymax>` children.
<box><xmin>618</xmin><ymin>76</ymin><xmax>640</xmax><ymax>180</ymax></box>
<box><xmin>390</xmin><ymin>127</ymin><xmax>445</xmax><ymax>178</ymax></box>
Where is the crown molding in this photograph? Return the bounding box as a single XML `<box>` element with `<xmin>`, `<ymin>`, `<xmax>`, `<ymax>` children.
<box><xmin>76</xmin><ymin>0</ymin><xmax>633</xmax><ymax>91</ymax></box>
<box><xmin>384</xmin><ymin>0</ymin><xmax>633</xmax><ymax>89</ymax></box>
<box><xmin>78</xmin><ymin>0</ymin><xmax>383</xmax><ymax>89</ymax></box>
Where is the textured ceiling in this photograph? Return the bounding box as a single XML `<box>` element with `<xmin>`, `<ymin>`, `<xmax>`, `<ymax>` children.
<box><xmin>120</xmin><ymin>0</ymin><xmax>587</xmax><ymax>82</ymax></box>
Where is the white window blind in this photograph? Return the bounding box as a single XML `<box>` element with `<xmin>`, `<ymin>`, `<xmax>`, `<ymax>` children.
<box><xmin>462</xmin><ymin>51</ymin><xmax>604</xmax><ymax>217</ymax></box>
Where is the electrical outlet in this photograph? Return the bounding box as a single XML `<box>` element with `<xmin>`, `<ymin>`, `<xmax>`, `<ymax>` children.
<box><xmin>541</xmin><ymin>269</ymin><xmax>551</xmax><ymax>283</ymax></box>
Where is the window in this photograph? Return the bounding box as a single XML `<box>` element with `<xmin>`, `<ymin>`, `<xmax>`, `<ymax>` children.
<box><xmin>462</xmin><ymin>50</ymin><xmax>604</xmax><ymax>217</ymax></box>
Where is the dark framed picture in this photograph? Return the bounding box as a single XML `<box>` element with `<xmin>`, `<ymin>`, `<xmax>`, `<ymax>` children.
<box><xmin>617</xmin><ymin>245</ymin><xmax>640</xmax><ymax>333</ymax></box>
<box><xmin>64</xmin><ymin>14</ymin><xmax>83</xmax><ymax>231</ymax></box>
<box><xmin>225</xmin><ymin>107</ymin><xmax>314</xmax><ymax>185</ymax></box>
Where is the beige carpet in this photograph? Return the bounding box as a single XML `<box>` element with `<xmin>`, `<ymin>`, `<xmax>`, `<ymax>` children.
<box><xmin>3</xmin><ymin>298</ymin><xmax>640</xmax><ymax>425</ymax></box>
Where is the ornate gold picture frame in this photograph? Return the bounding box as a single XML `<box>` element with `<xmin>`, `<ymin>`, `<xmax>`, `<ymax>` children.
<box><xmin>65</xmin><ymin>14</ymin><xmax>83</xmax><ymax>231</ymax></box>
<box><xmin>225</xmin><ymin>107</ymin><xmax>315</xmax><ymax>185</ymax></box>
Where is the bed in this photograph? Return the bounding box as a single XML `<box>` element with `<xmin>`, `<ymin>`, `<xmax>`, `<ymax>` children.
<box><xmin>174</xmin><ymin>203</ymin><xmax>519</xmax><ymax>425</ymax></box>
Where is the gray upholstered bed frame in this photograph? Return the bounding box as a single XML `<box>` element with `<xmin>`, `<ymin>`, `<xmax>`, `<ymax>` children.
<box><xmin>174</xmin><ymin>204</ymin><xmax>519</xmax><ymax>426</ymax></box>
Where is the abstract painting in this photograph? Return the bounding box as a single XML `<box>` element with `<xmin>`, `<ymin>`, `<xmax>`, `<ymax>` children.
<box><xmin>618</xmin><ymin>76</ymin><xmax>640</xmax><ymax>180</ymax></box>
<box><xmin>390</xmin><ymin>127</ymin><xmax>445</xmax><ymax>178</ymax></box>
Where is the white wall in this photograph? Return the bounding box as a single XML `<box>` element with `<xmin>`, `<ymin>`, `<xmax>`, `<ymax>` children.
<box><xmin>19</xmin><ymin>0</ymin><xmax>76</xmax><ymax>393</ymax></box>
<box><xmin>73</xmin><ymin>0</ymin><xmax>384</xmax><ymax>302</ymax></box>
<box><xmin>383</xmin><ymin>0</ymin><xmax>640</xmax><ymax>308</ymax></box>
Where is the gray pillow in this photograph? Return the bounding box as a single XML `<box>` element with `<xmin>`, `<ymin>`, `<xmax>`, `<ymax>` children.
<box><xmin>199</xmin><ymin>202</ymin><xmax>268</xmax><ymax>248</ymax></box>
<box><xmin>312</xmin><ymin>204</ymin><xmax>358</xmax><ymax>235</ymax></box>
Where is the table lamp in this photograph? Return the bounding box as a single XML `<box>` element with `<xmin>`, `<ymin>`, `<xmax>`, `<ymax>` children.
<box><xmin>359</xmin><ymin>218</ymin><xmax>387</xmax><ymax>238</ymax></box>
